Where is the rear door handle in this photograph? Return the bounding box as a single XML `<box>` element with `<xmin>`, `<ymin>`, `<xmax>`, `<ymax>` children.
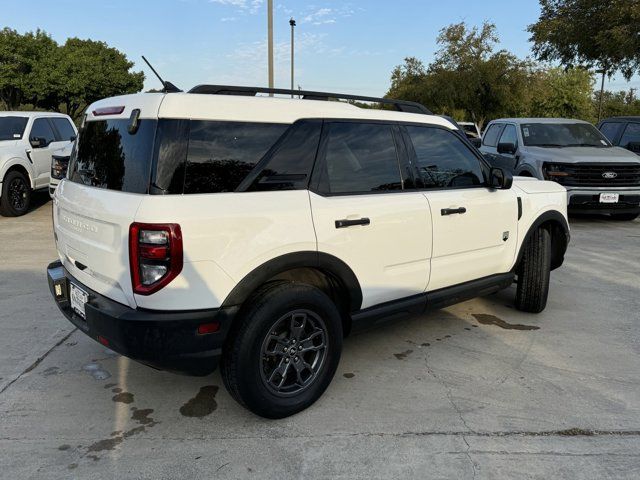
<box><xmin>335</xmin><ymin>218</ymin><xmax>370</xmax><ymax>229</ymax></box>
<box><xmin>441</xmin><ymin>207</ymin><xmax>467</xmax><ymax>216</ymax></box>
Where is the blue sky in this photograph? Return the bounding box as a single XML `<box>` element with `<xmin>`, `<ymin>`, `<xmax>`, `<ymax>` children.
<box><xmin>3</xmin><ymin>0</ymin><xmax>638</xmax><ymax>96</ymax></box>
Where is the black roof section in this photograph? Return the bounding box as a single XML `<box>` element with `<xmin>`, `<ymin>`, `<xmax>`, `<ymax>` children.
<box><xmin>188</xmin><ymin>85</ymin><xmax>432</xmax><ymax>115</ymax></box>
<box><xmin>599</xmin><ymin>116</ymin><xmax>640</xmax><ymax>123</ymax></box>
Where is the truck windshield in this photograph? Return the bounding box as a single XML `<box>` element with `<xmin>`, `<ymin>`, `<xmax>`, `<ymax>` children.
<box><xmin>0</xmin><ymin>116</ymin><xmax>28</xmax><ymax>141</ymax></box>
<box><xmin>521</xmin><ymin>123</ymin><xmax>611</xmax><ymax>148</ymax></box>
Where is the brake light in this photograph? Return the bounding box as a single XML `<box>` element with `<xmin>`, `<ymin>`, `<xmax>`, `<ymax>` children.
<box><xmin>129</xmin><ymin>223</ymin><xmax>183</xmax><ymax>295</ymax></box>
<box><xmin>93</xmin><ymin>106</ymin><xmax>125</xmax><ymax>116</ymax></box>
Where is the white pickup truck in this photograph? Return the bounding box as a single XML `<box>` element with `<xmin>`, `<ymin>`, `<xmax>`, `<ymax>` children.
<box><xmin>0</xmin><ymin>112</ymin><xmax>76</xmax><ymax>216</ymax></box>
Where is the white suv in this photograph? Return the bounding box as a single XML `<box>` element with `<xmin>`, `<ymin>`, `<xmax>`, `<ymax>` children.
<box><xmin>0</xmin><ymin>112</ymin><xmax>77</xmax><ymax>216</ymax></box>
<box><xmin>47</xmin><ymin>87</ymin><xmax>569</xmax><ymax>418</ymax></box>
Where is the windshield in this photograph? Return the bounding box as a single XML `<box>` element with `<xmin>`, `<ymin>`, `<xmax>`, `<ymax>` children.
<box><xmin>521</xmin><ymin>123</ymin><xmax>610</xmax><ymax>148</ymax></box>
<box><xmin>0</xmin><ymin>116</ymin><xmax>28</xmax><ymax>141</ymax></box>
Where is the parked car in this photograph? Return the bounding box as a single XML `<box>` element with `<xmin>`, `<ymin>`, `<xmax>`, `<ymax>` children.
<box><xmin>49</xmin><ymin>142</ymin><xmax>74</xmax><ymax>198</ymax></box>
<box><xmin>458</xmin><ymin>121</ymin><xmax>482</xmax><ymax>147</ymax></box>
<box><xmin>47</xmin><ymin>87</ymin><xmax>569</xmax><ymax>418</ymax></box>
<box><xmin>0</xmin><ymin>112</ymin><xmax>77</xmax><ymax>216</ymax></box>
<box><xmin>597</xmin><ymin>116</ymin><xmax>640</xmax><ymax>155</ymax></box>
<box><xmin>480</xmin><ymin>118</ymin><xmax>640</xmax><ymax>221</ymax></box>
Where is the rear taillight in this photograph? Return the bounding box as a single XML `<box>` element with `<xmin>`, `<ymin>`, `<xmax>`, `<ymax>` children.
<box><xmin>129</xmin><ymin>223</ymin><xmax>183</xmax><ymax>295</ymax></box>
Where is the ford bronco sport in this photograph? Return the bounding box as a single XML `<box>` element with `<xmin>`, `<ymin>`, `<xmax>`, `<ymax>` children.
<box><xmin>47</xmin><ymin>86</ymin><xmax>569</xmax><ymax>418</ymax></box>
<box><xmin>480</xmin><ymin>118</ymin><xmax>640</xmax><ymax>221</ymax></box>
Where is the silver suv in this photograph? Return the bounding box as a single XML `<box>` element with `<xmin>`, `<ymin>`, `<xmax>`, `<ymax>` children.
<box><xmin>480</xmin><ymin>118</ymin><xmax>640</xmax><ymax>221</ymax></box>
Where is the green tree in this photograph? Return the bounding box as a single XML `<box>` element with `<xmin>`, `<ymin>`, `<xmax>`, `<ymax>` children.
<box><xmin>55</xmin><ymin>38</ymin><xmax>144</xmax><ymax>120</ymax></box>
<box><xmin>528</xmin><ymin>67</ymin><xmax>594</xmax><ymax>119</ymax></box>
<box><xmin>0</xmin><ymin>28</ymin><xmax>59</xmax><ymax>110</ymax></box>
<box><xmin>388</xmin><ymin>22</ymin><xmax>533</xmax><ymax>129</ymax></box>
<box><xmin>528</xmin><ymin>0</ymin><xmax>640</xmax><ymax>79</ymax></box>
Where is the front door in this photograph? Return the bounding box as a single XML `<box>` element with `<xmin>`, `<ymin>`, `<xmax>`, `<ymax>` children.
<box><xmin>27</xmin><ymin>118</ymin><xmax>60</xmax><ymax>188</ymax></box>
<box><xmin>402</xmin><ymin>124</ymin><xmax>518</xmax><ymax>291</ymax></box>
<box><xmin>309</xmin><ymin>121</ymin><xmax>432</xmax><ymax>309</ymax></box>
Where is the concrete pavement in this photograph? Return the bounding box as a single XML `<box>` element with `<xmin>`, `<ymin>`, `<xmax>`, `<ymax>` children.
<box><xmin>0</xmin><ymin>197</ymin><xmax>639</xmax><ymax>479</ymax></box>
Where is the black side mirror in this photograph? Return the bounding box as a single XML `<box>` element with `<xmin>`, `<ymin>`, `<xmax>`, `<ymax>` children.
<box><xmin>70</xmin><ymin>135</ymin><xmax>77</xmax><ymax>142</ymax></box>
<box><xmin>30</xmin><ymin>137</ymin><xmax>45</xmax><ymax>148</ymax></box>
<box><xmin>489</xmin><ymin>167</ymin><xmax>513</xmax><ymax>189</ymax></box>
<box><xmin>497</xmin><ymin>142</ymin><xmax>517</xmax><ymax>155</ymax></box>
<box><xmin>469</xmin><ymin>137</ymin><xmax>482</xmax><ymax>148</ymax></box>
<box><xmin>626</xmin><ymin>141</ymin><xmax>640</xmax><ymax>154</ymax></box>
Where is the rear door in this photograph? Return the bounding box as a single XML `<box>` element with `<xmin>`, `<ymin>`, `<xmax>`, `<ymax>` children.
<box><xmin>403</xmin><ymin>124</ymin><xmax>518</xmax><ymax>291</ymax></box>
<box><xmin>54</xmin><ymin>99</ymin><xmax>161</xmax><ymax>307</ymax></box>
<box><xmin>309</xmin><ymin>121</ymin><xmax>432</xmax><ymax>309</ymax></box>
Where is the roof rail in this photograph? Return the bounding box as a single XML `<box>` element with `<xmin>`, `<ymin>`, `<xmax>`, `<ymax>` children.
<box><xmin>187</xmin><ymin>85</ymin><xmax>432</xmax><ymax>115</ymax></box>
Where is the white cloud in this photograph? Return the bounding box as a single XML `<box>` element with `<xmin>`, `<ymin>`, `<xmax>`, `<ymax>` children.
<box><xmin>210</xmin><ymin>0</ymin><xmax>263</xmax><ymax>14</ymax></box>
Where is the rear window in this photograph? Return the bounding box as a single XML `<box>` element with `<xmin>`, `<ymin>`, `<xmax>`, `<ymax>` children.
<box><xmin>68</xmin><ymin>119</ymin><xmax>156</xmax><ymax>193</ymax></box>
<box><xmin>0</xmin><ymin>116</ymin><xmax>28</xmax><ymax>141</ymax></box>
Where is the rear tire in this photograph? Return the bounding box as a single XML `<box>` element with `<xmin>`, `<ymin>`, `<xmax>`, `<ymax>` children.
<box><xmin>0</xmin><ymin>170</ymin><xmax>31</xmax><ymax>217</ymax></box>
<box><xmin>610</xmin><ymin>213</ymin><xmax>639</xmax><ymax>221</ymax></box>
<box><xmin>221</xmin><ymin>282</ymin><xmax>343</xmax><ymax>419</ymax></box>
<box><xmin>515</xmin><ymin>227</ymin><xmax>551</xmax><ymax>313</ymax></box>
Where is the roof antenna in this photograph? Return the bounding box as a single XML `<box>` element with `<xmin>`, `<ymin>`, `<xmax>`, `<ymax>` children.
<box><xmin>141</xmin><ymin>56</ymin><xmax>182</xmax><ymax>93</ymax></box>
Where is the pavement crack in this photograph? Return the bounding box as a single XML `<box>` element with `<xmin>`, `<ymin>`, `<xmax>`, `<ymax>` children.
<box><xmin>0</xmin><ymin>328</ymin><xmax>77</xmax><ymax>396</ymax></box>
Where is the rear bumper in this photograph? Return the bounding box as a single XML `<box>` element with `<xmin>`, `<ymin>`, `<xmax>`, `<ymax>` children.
<box><xmin>47</xmin><ymin>260</ymin><xmax>237</xmax><ymax>375</ymax></box>
<box><xmin>566</xmin><ymin>187</ymin><xmax>640</xmax><ymax>214</ymax></box>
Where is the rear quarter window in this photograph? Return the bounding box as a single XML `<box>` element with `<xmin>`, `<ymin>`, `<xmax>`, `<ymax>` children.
<box><xmin>183</xmin><ymin>121</ymin><xmax>288</xmax><ymax>194</ymax></box>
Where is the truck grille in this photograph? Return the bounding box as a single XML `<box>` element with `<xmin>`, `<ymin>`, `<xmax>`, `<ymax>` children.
<box><xmin>545</xmin><ymin>162</ymin><xmax>640</xmax><ymax>187</ymax></box>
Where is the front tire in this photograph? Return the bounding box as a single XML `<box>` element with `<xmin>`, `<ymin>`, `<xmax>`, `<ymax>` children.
<box><xmin>515</xmin><ymin>227</ymin><xmax>551</xmax><ymax>313</ymax></box>
<box><xmin>221</xmin><ymin>282</ymin><xmax>343</xmax><ymax>419</ymax></box>
<box><xmin>610</xmin><ymin>212</ymin><xmax>639</xmax><ymax>221</ymax></box>
<box><xmin>0</xmin><ymin>170</ymin><xmax>31</xmax><ymax>217</ymax></box>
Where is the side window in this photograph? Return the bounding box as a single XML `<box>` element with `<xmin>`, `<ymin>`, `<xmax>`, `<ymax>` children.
<box><xmin>50</xmin><ymin>118</ymin><xmax>76</xmax><ymax>142</ymax></box>
<box><xmin>599</xmin><ymin>122</ymin><xmax>623</xmax><ymax>143</ymax></box>
<box><xmin>482</xmin><ymin>123</ymin><xmax>504</xmax><ymax>147</ymax></box>
<box><xmin>183</xmin><ymin>121</ymin><xmax>288</xmax><ymax>194</ymax></box>
<box><xmin>30</xmin><ymin>118</ymin><xmax>57</xmax><ymax>146</ymax></box>
<box><xmin>499</xmin><ymin>124</ymin><xmax>518</xmax><ymax>148</ymax></box>
<box><xmin>618</xmin><ymin>123</ymin><xmax>640</xmax><ymax>148</ymax></box>
<box><xmin>406</xmin><ymin>126</ymin><xmax>484</xmax><ymax>189</ymax></box>
<box><xmin>246</xmin><ymin>121</ymin><xmax>322</xmax><ymax>191</ymax></box>
<box><xmin>316</xmin><ymin>122</ymin><xmax>402</xmax><ymax>194</ymax></box>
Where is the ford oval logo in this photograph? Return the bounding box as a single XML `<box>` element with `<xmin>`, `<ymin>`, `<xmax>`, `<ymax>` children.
<box><xmin>602</xmin><ymin>171</ymin><xmax>618</xmax><ymax>179</ymax></box>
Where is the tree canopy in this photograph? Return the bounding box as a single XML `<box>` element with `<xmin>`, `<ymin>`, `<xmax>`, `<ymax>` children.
<box><xmin>528</xmin><ymin>0</ymin><xmax>640</xmax><ymax>79</ymax></box>
<box><xmin>0</xmin><ymin>28</ymin><xmax>144</xmax><ymax>120</ymax></box>
<box><xmin>385</xmin><ymin>20</ymin><xmax>636</xmax><ymax>125</ymax></box>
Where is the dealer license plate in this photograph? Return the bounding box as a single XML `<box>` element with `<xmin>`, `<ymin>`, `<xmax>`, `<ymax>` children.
<box><xmin>70</xmin><ymin>283</ymin><xmax>88</xmax><ymax>319</ymax></box>
<box><xmin>599</xmin><ymin>193</ymin><xmax>619</xmax><ymax>204</ymax></box>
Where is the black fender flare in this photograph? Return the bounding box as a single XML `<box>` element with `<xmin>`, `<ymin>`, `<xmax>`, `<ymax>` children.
<box><xmin>515</xmin><ymin>210</ymin><xmax>570</xmax><ymax>271</ymax></box>
<box><xmin>221</xmin><ymin>251</ymin><xmax>363</xmax><ymax>311</ymax></box>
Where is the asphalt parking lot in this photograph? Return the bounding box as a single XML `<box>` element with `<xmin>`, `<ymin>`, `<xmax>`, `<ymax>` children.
<box><xmin>1</xmin><ymin>196</ymin><xmax>639</xmax><ymax>480</ymax></box>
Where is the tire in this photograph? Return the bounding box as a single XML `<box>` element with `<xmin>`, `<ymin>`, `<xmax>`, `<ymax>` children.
<box><xmin>0</xmin><ymin>170</ymin><xmax>31</xmax><ymax>217</ymax></box>
<box><xmin>610</xmin><ymin>213</ymin><xmax>639</xmax><ymax>221</ymax></box>
<box><xmin>221</xmin><ymin>281</ymin><xmax>343</xmax><ymax>419</ymax></box>
<box><xmin>515</xmin><ymin>227</ymin><xmax>551</xmax><ymax>313</ymax></box>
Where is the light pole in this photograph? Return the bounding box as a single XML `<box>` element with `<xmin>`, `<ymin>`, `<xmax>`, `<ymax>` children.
<box><xmin>289</xmin><ymin>18</ymin><xmax>296</xmax><ymax>97</ymax></box>
<box><xmin>267</xmin><ymin>0</ymin><xmax>274</xmax><ymax>95</ymax></box>
<box><xmin>596</xmin><ymin>68</ymin><xmax>607</xmax><ymax>122</ymax></box>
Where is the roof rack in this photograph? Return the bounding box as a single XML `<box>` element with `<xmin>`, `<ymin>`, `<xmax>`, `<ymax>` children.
<box><xmin>187</xmin><ymin>85</ymin><xmax>432</xmax><ymax>115</ymax></box>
